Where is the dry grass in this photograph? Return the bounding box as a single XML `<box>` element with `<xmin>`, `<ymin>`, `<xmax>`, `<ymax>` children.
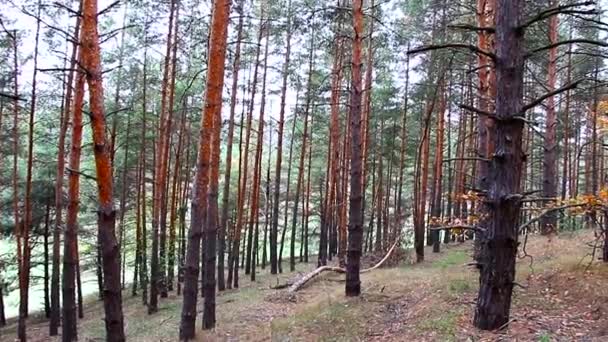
<box><xmin>3</xmin><ymin>231</ymin><xmax>608</xmax><ymax>341</ymax></box>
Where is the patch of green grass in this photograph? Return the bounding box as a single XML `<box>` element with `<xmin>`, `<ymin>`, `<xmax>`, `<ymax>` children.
<box><xmin>417</xmin><ymin>310</ymin><xmax>459</xmax><ymax>341</ymax></box>
<box><xmin>433</xmin><ymin>250</ymin><xmax>469</xmax><ymax>269</ymax></box>
<box><xmin>448</xmin><ymin>278</ymin><xmax>472</xmax><ymax>295</ymax></box>
<box><xmin>538</xmin><ymin>332</ymin><xmax>552</xmax><ymax>342</ymax></box>
<box><xmin>272</xmin><ymin>299</ymin><xmax>365</xmax><ymax>341</ymax></box>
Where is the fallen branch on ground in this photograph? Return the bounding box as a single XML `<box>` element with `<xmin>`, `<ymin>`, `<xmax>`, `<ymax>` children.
<box><xmin>287</xmin><ymin>239</ymin><xmax>400</xmax><ymax>293</ymax></box>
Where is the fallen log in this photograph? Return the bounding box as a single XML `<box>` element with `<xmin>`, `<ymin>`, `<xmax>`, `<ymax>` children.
<box><xmin>287</xmin><ymin>239</ymin><xmax>400</xmax><ymax>293</ymax></box>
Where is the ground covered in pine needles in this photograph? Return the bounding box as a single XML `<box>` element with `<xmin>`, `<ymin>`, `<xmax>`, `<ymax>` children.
<box><xmin>3</xmin><ymin>230</ymin><xmax>608</xmax><ymax>341</ymax></box>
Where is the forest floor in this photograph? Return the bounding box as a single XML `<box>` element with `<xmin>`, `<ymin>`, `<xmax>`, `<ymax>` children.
<box><xmin>3</xmin><ymin>230</ymin><xmax>608</xmax><ymax>341</ymax></box>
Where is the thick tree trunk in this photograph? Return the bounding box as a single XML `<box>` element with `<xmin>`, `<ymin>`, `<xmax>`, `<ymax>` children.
<box><xmin>81</xmin><ymin>0</ymin><xmax>125</xmax><ymax>339</ymax></box>
<box><xmin>345</xmin><ymin>0</ymin><xmax>364</xmax><ymax>297</ymax></box>
<box><xmin>180</xmin><ymin>0</ymin><xmax>231</xmax><ymax>336</ymax></box>
<box><xmin>474</xmin><ymin>0</ymin><xmax>525</xmax><ymax>330</ymax></box>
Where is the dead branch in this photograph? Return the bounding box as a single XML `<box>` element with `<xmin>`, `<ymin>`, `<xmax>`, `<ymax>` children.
<box><xmin>518</xmin><ymin>203</ymin><xmax>587</xmax><ymax>233</ymax></box>
<box><xmin>527</xmin><ymin>39</ymin><xmax>608</xmax><ymax>57</ymax></box>
<box><xmin>408</xmin><ymin>44</ymin><xmax>496</xmax><ymax>61</ymax></box>
<box><xmin>448</xmin><ymin>24</ymin><xmax>495</xmax><ymax>33</ymax></box>
<box><xmin>287</xmin><ymin>240</ymin><xmax>400</xmax><ymax>293</ymax></box>
<box><xmin>519</xmin><ymin>1</ymin><xmax>596</xmax><ymax>29</ymax></box>
<box><xmin>520</xmin><ymin>79</ymin><xmax>584</xmax><ymax>113</ymax></box>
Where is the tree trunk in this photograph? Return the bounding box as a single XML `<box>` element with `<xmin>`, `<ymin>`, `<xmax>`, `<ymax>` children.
<box><xmin>249</xmin><ymin>22</ymin><xmax>270</xmax><ymax>281</ymax></box>
<box><xmin>81</xmin><ymin>0</ymin><xmax>125</xmax><ymax>339</ymax></box>
<box><xmin>540</xmin><ymin>0</ymin><xmax>558</xmax><ymax>235</ymax></box>
<box><xmin>290</xmin><ymin>65</ymin><xmax>313</xmax><ymax>272</ymax></box>
<box><xmin>51</xmin><ymin>7</ymin><xmax>82</xmax><ymax>334</ymax></box>
<box><xmin>271</xmin><ymin>0</ymin><xmax>294</xmax><ymax>275</ymax></box>
<box><xmin>430</xmin><ymin>86</ymin><xmax>445</xmax><ymax>253</ymax></box>
<box><xmin>232</xmin><ymin>3</ymin><xmax>265</xmax><ymax>285</ymax></box>
<box><xmin>151</xmin><ymin>0</ymin><xmax>178</xmax><ymax>310</ymax></box>
<box><xmin>62</xmin><ymin>56</ymin><xmax>85</xmax><ymax>342</ymax></box>
<box><xmin>18</xmin><ymin>3</ymin><xmax>41</xmax><ymax>339</ymax></box>
<box><xmin>219</xmin><ymin>0</ymin><xmax>244</xmax><ymax>291</ymax></box>
<box><xmin>345</xmin><ymin>0</ymin><xmax>364</xmax><ymax>297</ymax></box>
<box><xmin>474</xmin><ymin>0</ymin><xmax>525</xmax><ymax>330</ymax></box>
<box><xmin>180</xmin><ymin>0</ymin><xmax>231</xmax><ymax>335</ymax></box>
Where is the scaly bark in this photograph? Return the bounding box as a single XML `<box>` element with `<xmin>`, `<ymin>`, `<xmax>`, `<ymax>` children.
<box><xmin>180</xmin><ymin>0</ymin><xmax>231</xmax><ymax>335</ymax></box>
<box><xmin>81</xmin><ymin>0</ymin><xmax>125</xmax><ymax>339</ymax></box>
<box><xmin>345</xmin><ymin>0</ymin><xmax>364</xmax><ymax>297</ymax></box>
<box><xmin>62</xmin><ymin>55</ymin><xmax>85</xmax><ymax>342</ymax></box>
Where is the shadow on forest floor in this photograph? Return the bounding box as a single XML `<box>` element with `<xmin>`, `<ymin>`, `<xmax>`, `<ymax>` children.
<box><xmin>3</xmin><ymin>230</ymin><xmax>608</xmax><ymax>341</ymax></box>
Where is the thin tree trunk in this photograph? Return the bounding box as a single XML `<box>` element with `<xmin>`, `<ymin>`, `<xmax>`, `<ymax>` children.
<box><xmin>271</xmin><ymin>0</ymin><xmax>294</xmax><ymax>275</ymax></box>
<box><xmin>44</xmin><ymin>200</ymin><xmax>51</xmax><ymax>318</ymax></box>
<box><xmin>290</xmin><ymin>50</ymin><xmax>313</xmax><ymax>271</ymax></box>
<box><xmin>18</xmin><ymin>3</ymin><xmax>41</xmax><ymax>338</ymax></box>
<box><xmin>151</xmin><ymin>0</ymin><xmax>178</xmax><ymax>310</ymax></box>
<box><xmin>219</xmin><ymin>0</ymin><xmax>244</xmax><ymax>291</ymax></box>
<box><xmin>232</xmin><ymin>5</ymin><xmax>264</xmax><ymax>286</ymax></box>
<box><xmin>430</xmin><ymin>86</ymin><xmax>445</xmax><ymax>253</ymax></box>
<box><xmin>249</xmin><ymin>21</ymin><xmax>270</xmax><ymax>281</ymax></box>
<box><xmin>51</xmin><ymin>7</ymin><xmax>82</xmax><ymax>334</ymax></box>
<box><xmin>540</xmin><ymin>0</ymin><xmax>558</xmax><ymax>234</ymax></box>
<box><xmin>62</xmin><ymin>55</ymin><xmax>85</xmax><ymax>342</ymax></box>
<box><xmin>279</xmin><ymin>106</ymin><xmax>299</xmax><ymax>272</ymax></box>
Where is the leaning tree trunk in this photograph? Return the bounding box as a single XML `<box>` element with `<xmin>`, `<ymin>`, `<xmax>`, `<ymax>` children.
<box><xmin>81</xmin><ymin>0</ymin><xmax>125</xmax><ymax>339</ymax></box>
<box><xmin>474</xmin><ymin>0</ymin><xmax>525</xmax><ymax>330</ymax></box>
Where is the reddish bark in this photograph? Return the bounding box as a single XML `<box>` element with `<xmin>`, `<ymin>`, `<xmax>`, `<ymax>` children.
<box><xmin>81</xmin><ymin>0</ymin><xmax>125</xmax><ymax>339</ymax></box>
<box><xmin>345</xmin><ymin>0</ymin><xmax>364</xmax><ymax>297</ymax></box>
<box><xmin>62</xmin><ymin>55</ymin><xmax>85</xmax><ymax>342</ymax></box>
<box><xmin>180</xmin><ymin>0</ymin><xmax>231</xmax><ymax>335</ymax></box>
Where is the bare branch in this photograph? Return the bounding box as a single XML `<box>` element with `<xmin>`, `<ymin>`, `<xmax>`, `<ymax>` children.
<box><xmin>520</xmin><ymin>79</ymin><xmax>584</xmax><ymax>113</ymax></box>
<box><xmin>518</xmin><ymin>203</ymin><xmax>587</xmax><ymax>233</ymax></box>
<box><xmin>98</xmin><ymin>0</ymin><xmax>121</xmax><ymax>17</ymax></box>
<box><xmin>527</xmin><ymin>39</ymin><xmax>608</xmax><ymax>57</ymax></box>
<box><xmin>66</xmin><ymin>167</ymin><xmax>97</xmax><ymax>181</ymax></box>
<box><xmin>430</xmin><ymin>225</ymin><xmax>485</xmax><ymax>232</ymax></box>
<box><xmin>0</xmin><ymin>92</ymin><xmax>25</xmax><ymax>101</ymax></box>
<box><xmin>52</xmin><ymin>1</ymin><xmax>81</xmax><ymax>17</ymax></box>
<box><xmin>408</xmin><ymin>44</ymin><xmax>496</xmax><ymax>61</ymax></box>
<box><xmin>448</xmin><ymin>24</ymin><xmax>495</xmax><ymax>33</ymax></box>
<box><xmin>519</xmin><ymin>1</ymin><xmax>597</xmax><ymax>29</ymax></box>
